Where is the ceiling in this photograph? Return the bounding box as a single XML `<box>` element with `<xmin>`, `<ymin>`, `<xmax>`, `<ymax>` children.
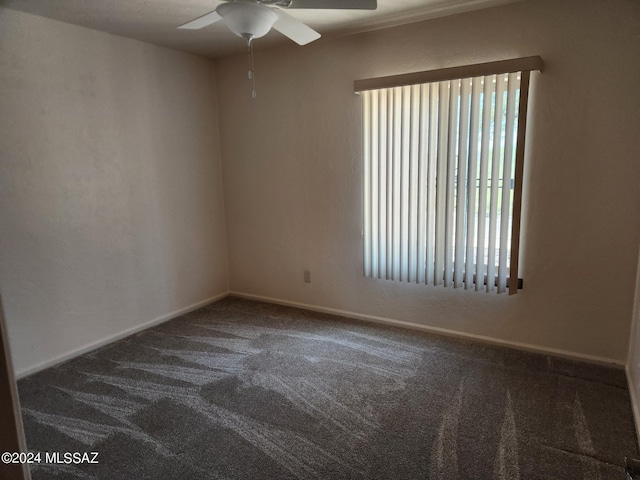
<box><xmin>0</xmin><ymin>0</ymin><xmax>522</xmax><ymax>58</ymax></box>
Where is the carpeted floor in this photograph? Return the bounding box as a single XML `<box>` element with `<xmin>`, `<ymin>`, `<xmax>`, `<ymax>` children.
<box><xmin>18</xmin><ymin>297</ymin><xmax>638</xmax><ymax>479</ymax></box>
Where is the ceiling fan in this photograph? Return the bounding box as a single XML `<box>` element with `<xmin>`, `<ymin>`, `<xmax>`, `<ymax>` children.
<box><xmin>178</xmin><ymin>0</ymin><xmax>378</xmax><ymax>46</ymax></box>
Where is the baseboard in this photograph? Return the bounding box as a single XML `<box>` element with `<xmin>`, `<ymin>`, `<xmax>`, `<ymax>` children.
<box><xmin>230</xmin><ymin>291</ymin><xmax>624</xmax><ymax>368</ymax></box>
<box><xmin>15</xmin><ymin>291</ymin><xmax>230</xmax><ymax>379</ymax></box>
<box><xmin>626</xmin><ymin>366</ymin><xmax>640</xmax><ymax>450</ymax></box>
<box><xmin>15</xmin><ymin>289</ymin><xmax>624</xmax><ymax>379</ymax></box>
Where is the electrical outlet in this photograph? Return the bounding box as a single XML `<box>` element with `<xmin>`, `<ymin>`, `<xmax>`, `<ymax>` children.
<box><xmin>303</xmin><ymin>270</ymin><xmax>311</xmax><ymax>283</ymax></box>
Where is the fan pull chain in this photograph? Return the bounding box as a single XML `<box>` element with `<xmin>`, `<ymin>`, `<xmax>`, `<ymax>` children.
<box><xmin>247</xmin><ymin>40</ymin><xmax>257</xmax><ymax>99</ymax></box>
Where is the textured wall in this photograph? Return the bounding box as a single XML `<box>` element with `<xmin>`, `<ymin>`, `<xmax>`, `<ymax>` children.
<box><xmin>0</xmin><ymin>9</ymin><xmax>229</xmax><ymax>375</ymax></box>
<box><xmin>216</xmin><ymin>0</ymin><xmax>640</xmax><ymax>363</ymax></box>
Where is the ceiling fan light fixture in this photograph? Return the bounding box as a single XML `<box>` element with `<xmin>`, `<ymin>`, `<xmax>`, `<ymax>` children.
<box><xmin>217</xmin><ymin>3</ymin><xmax>278</xmax><ymax>43</ymax></box>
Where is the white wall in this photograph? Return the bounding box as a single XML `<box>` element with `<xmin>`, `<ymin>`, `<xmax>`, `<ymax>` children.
<box><xmin>0</xmin><ymin>8</ymin><xmax>229</xmax><ymax>375</ymax></box>
<box><xmin>216</xmin><ymin>0</ymin><xmax>640</xmax><ymax>363</ymax></box>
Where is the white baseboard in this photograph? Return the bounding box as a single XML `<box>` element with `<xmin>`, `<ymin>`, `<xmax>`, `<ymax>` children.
<box><xmin>230</xmin><ymin>291</ymin><xmax>624</xmax><ymax>368</ymax></box>
<box><xmin>15</xmin><ymin>291</ymin><xmax>230</xmax><ymax>379</ymax></box>
<box><xmin>15</xmin><ymin>289</ymin><xmax>624</xmax><ymax>379</ymax></box>
<box><xmin>626</xmin><ymin>365</ymin><xmax>640</xmax><ymax>451</ymax></box>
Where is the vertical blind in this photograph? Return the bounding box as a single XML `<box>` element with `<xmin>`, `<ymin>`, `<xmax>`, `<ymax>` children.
<box><xmin>360</xmin><ymin>68</ymin><xmax>530</xmax><ymax>294</ymax></box>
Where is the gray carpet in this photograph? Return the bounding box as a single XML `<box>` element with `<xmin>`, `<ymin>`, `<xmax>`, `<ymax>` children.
<box><xmin>18</xmin><ymin>297</ymin><xmax>638</xmax><ymax>479</ymax></box>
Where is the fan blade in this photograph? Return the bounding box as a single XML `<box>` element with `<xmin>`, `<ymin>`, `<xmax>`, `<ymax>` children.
<box><xmin>177</xmin><ymin>10</ymin><xmax>222</xmax><ymax>30</ymax></box>
<box><xmin>273</xmin><ymin>10</ymin><xmax>321</xmax><ymax>45</ymax></box>
<box><xmin>286</xmin><ymin>0</ymin><xmax>376</xmax><ymax>9</ymax></box>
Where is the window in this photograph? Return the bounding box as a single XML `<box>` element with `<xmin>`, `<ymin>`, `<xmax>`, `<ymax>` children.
<box><xmin>355</xmin><ymin>57</ymin><xmax>542</xmax><ymax>294</ymax></box>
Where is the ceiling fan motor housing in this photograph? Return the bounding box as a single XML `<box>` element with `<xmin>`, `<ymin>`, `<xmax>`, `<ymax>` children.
<box><xmin>217</xmin><ymin>2</ymin><xmax>278</xmax><ymax>41</ymax></box>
